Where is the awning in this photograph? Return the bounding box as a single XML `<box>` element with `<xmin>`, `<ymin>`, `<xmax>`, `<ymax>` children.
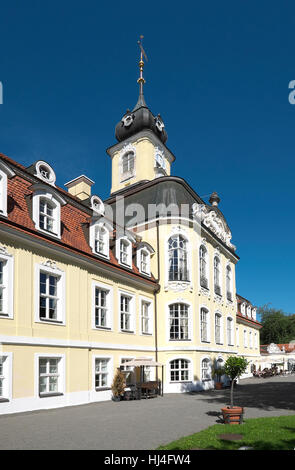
<box><xmin>122</xmin><ymin>358</ymin><xmax>164</xmax><ymax>367</ymax></box>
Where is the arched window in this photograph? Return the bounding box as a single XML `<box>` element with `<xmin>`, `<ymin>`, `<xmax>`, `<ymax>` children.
<box><xmin>168</xmin><ymin>235</ymin><xmax>188</xmax><ymax>281</ymax></box>
<box><xmin>227</xmin><ymin>317</ymin><xmax>233</xmax><ymax>345</ymax></box>
<box><xmin>199</xmin><ymin>246</ymin><xmax>208</xmax><ymax>289</ymax></box>
<box><xmin>226</xmin><ymin>265</ymin><xmax>232</xmax><ymax>301</ymax></box>
<box><xmin>121</xmin><ymin>151</ymin><xmax>135</xmax><ymax>181</ymax></box>
<box><xmin>201</xmin><ymin>358</ymin><xmax>211</xmax><ymax>381</ymax></box>
<box><xmin>200</xmin><ymin>307</ymin><xmax>209</xmax><ymax>342</ymax></box>
<box><xmin>139</xmin><ymin>249</ymin><xmax>149</xmax><ymax>275</ymax></box>
<box><xmin>169</xmin><ymin>303</ymin><xmax>189</xmax><ymax>340</ymax></box>
<box><xmin>119</xmin><ymin>238</ymin><xmax>131</xmax><ymax>266</ymax></box>
<box><xmin>170</xmin><ymin>359</ymin><xmax>190</xmax><ymax>382</ymax></box>
<box><xmin>214</xmin><ymin>256</ymin><xmax>221</xmax><ymax>295</ymax></box>
<box><xmin>32</xmin><ymin>185</ymin><xmax>65</xmax><ymax>239</ymax></box>
<box><xmin>215</xmin><ymin>313</ymin><xmax>222</xmax><ymax>344</ymax></box>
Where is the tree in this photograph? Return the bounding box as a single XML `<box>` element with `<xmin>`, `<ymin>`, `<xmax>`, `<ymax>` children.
<box><xmin>224</xmin><ymin>356</ymin><xmax>248</xmax><ymax>408</ymax></box>
<box><xmin>258</xmin><ymin>305</ymin><xmax>295</xmax><ymax>344</ymax></box>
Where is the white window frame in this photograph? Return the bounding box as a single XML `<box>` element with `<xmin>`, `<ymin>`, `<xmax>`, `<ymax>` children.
<box><xmin>169</xmin><ymin>358</ymin><xmax>192</xmax><ymax>383</ymax></box>
<box><xmin>32</xmin><ymin>186</ymin><xmax>66</xmax><ymax>239</ymax></box>
<box><xmin>0</xmin><ymin>161</ymin><xmax>15</xmax><ymax>217</ymax></box>
<box><xmin>93</xmin><ymin>355</ymin><xmax>113</xmax><ymax>391</ymax></box>
<box><xmin>35</xmin><ymin>263</ymin><xmax>66</xmax><ymax>325</ymax></box>
<box><xmin>140</xmin><ymin>296</ymin><xmax>153</xmax><ymax>335</ymax></box>
<box><xmin>249</xmin><ymin>330</ymin><xmax>253</xmax><ymax>349</ymax></box>
<box><xmin>236</xmin><ymin>326</ymin><xmax>240</xmax><ymax>347</ymax></box>
<box><xmin>213</xmin><ymin>255</ymin><xmax>222</xmax><ymax>296</ymax></box>
<box><xmin>226</xmin><ymin>264</ymin><xmax>233</xmax><ymax>302</ymax></box>
<box><xmin>119</xmin><ymin>145</ymin><xmax>136</xmax><ymax>182</ymax></box>
<box><xmin>116</xmin><ymin>237</ymin><xmax>133</xmax><ymax>268</ymax></box>
<box><xmin>137</xmin><ymin>248</ymin><xmax>151</xmax><ymax>276</ymax></box>
<box><xmin>35</xmin><ymin>353</ymin><xmax>65</xmax><ymax>398</ymax></box>
<box><xmin>214</xmin><ymin>312</ymin><xmax>223</xmax><ymax>345</ymax></box>
<box><xmin>167</xmin><ymin>234</ymin><xmax>189</xmax><ymax>282</ymax></box>
<box><xmin>168</xmin><ymin>302</ymin><xmax>192</xmax><ymax>342</ymax></box>
<box><xmin>244</xmin><ymin>329</ymin><xmax>248</xmax><ymax>348</ymax></box>
<box><xmin>0</xmin><ymin>352</ymin><xmax>13</xmax><ymax>402</ymax></box>
<box><xmin>201</xmin><ymin>356</ymin><xmax>212</xmax><ymax>381</ymax></box>
<box><xmin>92</xmin><ymin>281</ymin><xmax>113</xmax><ymax>331</ymax></box>
<box><xmin>241</xmin><ymin>302</ymin><xmax>246</xmax><ymax>316</ymax></box>
<box><xmin>200</xmin><ymin>306</ymin><xmax>210</xmax><ymax>343</ymax></box>
<box><xmin>199</xmin><ymin>244</ymin><xmax>209</xmax><ymax>290</ymax></box>
<box><xmin>89</xmin><ymin>220</ymin><xmax>111</xmax><ymax>259</ymax></box>
<box><xmin>226</xmin><ymin>316</ymin><xmax>234</xmax><ymax>346</ymax></box>
<box><xmin>118</xmin><ymin>290</ymin><xmax>136</xmax><ymax>334</ymax></box>
<box><xmin>0</xmin><ymin>250</ymin><xmax>14</xmax><ymax>319</ymax></box>
<box><xmin>247</xmin><ymin>305</ymin><xmax>252</xmax><ymax>318</ymax></box>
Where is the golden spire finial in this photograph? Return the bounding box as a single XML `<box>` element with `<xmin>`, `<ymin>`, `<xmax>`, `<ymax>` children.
<box><xmin>137</xmin><ymin>35</ymin><xmax>148</xmax><ymax>93</ymax></box>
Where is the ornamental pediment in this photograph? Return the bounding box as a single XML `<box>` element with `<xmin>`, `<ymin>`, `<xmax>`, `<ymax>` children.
<box><xmin>192</xmin><ymin>204</ymin><xmax>236</xmax><ymax>251</ymax></box>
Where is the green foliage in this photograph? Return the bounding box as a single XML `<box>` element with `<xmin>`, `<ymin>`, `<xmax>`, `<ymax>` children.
<box><xmin>111</xmin><ymin>369</ymin><xmax>126</xmax><ymax>397</ymax></box>
<box><xmin>157</xmin><ymin>415</ymin><xmax>295</xmax><ymax>450</ymax></box>
<box><xmin>223</xmin><ymin>356</ymin><xmax>248</xmax><ymax>380</ymax></box>
<box><xmin>258</xmin><ymin>305</ymin><xmax>295</xmax><ymax>344</ymax></box>
<box><xmin>211</xmin><ymin>366</ymin><xmax>225</xmax><ymax>381</ymax></box>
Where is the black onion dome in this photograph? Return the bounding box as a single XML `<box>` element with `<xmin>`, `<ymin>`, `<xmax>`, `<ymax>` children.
<box><xmin>115</xmin><ymin>93</ymin><xmax>168</xmax><ymax>143</ymax></box>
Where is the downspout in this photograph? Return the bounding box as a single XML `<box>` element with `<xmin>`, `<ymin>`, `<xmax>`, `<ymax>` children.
<box><xmin>154</xmin><ymin>220</ymin><xmax>161</xmax><ymax>384</ymax></box>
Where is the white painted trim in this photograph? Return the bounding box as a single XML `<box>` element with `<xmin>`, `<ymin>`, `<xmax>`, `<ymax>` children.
<box><xmin>34</xmin><ymin>263</ymin><xmax>66</xmax><ymax>325</ymax></box>
<box><xmin>91</xmin><ymin>280</ymin><xmax>114</xmax><ymax>331</ymax></box>
<box><xmin>118</xmin><ymin>288</ymin><xmax>136</xmax><ymax>334</ymax></box>
<box><xmin>0</xmin><ymin>352</ymin><xmax>13</xmax><ymax>401</ymax></box>
<box><xmin>200</xmin><ymin>354</ymin><xmax>213</xmax><ymax>381</ymax></box>
<box><xmin>167</xmin><ymin>356</ymin><xmax>193</xmax><ymax>384</ymax></box>
<box><xmin>0</xmin><ymin>250</ymin><xmax>14</xmax><ymax>319</ymax></box>
<box><xmin>32</xmin><ymin>188</ymin><xmax>63</xmax><ymax>239</ymax></box>
<box><xmin>136</xmin><ymin>247</ymin><xmax>151</xmax><ymax>276</ymax></box>
<box><xmin>214</xmin><ymin>311</ymin><xmax>224</xmax><ymax>345</ymax></box>
<box><xmin>0</xmin><ymin>334</ymin><xmax>155</xmax><ymax>351</ymax></box>
<box><xmin>164</xmin><ymin>227</ymin><xmax>193</xmax><ymax>289</ymax></box>
<box><xmin>89</xmin><ymin>219</ymin><xmax>111</xmax><ymax>259</ymax></box>
<box><xmin>92</xmin><ymin>354</ymin><xmax>114</xmax><ymax>391</ymax></box>
<box><xmin>166</xmin><ymin>300</ymin><xmax>193</xmax><ymax>343</ymax></box>
<box><xmin>199</xmin><ymin>304</ymin><xmax>211</xmax><ymax>344</ymax></box>
<box><xmin>116</xmin><ymin>237</ymin><xmax>132</xmax><ymax>268</ymax></box>
<box><xmin>34</xmin><ymin>352</ymin><xmax>65</xmax><ymax>399</ymax></box>
<box><xmin>139</xmin><ymin>295</ymin><xmax>154</xmax><ymax>336</ymax></box>
<box><xmin>226</xmin><ymin>314</ymin><xmax>235</xmax><ymax>346</ymax></box>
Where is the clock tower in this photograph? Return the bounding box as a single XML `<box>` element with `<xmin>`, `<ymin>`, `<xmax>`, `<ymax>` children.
<box><xmin>107</xmin><ymin>39</ymin><xmax>175</xmax><ymax>195</ymax></box>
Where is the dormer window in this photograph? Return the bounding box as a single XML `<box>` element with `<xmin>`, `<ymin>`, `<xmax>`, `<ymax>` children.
<box><xmin>0</xmin><ymin>161</ymin><xmax>15</xmax><ymax>217</ymax></box>
<box><xmin>136</xmin><ymin>242</ymin><xmax>154</xmax><ymax>276</ymax></box>
<box><xmin>34</xmin><ymin>161</ymin><xmax>56</xmax><ymax>186</ymax></box>
<box><xmin>91</xmin><ymin>195</ymin><xmax>105</xmax><ymax>216</ymax></box>
<box><xmin>89</xmin><ymin>220</ymin><xmax>112</xmax><ymax>259</ymax></box>
<box><xmin>31</xmin><ymin>184</ymin><xmax>66</xmax><ymax>239</ymax></box>
<box><xmin>116</xmin><ymin>236</ymin><xmax>133</xmax><ymax>268</ymax></box>
<box><xmin>39</xmin><ymin>198</ymin><xmax>55</xmax><ymax>233</ymax></box>
<box><xmin>241</xmin><ymin>302</ymin><xmax>246</xmax><ymax>316</ymax></box>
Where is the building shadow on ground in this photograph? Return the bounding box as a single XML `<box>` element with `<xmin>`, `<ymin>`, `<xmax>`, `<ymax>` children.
<box><xmin>194</xmin><ymin>379</ymin><xmax>295</xmax><ymax>411</ymax></box>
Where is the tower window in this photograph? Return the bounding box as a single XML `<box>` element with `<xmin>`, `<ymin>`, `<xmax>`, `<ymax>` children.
<box><xmin>121</xmin><ymin>150</ymin><xmax>135</xmax><ymax>181</ymax></box>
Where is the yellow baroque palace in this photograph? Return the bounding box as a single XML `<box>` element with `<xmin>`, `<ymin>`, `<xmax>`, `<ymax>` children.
<box><xmin>0</xmin><ymin>57</ymin><xmax>261</xmax><ymax>414</ymax></box>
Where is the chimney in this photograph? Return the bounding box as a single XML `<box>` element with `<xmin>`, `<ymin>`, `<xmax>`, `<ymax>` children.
<box><xmin>64</xmin><ymin>175</ymin><xmax>94</xmax><ymax>201</ymax></box>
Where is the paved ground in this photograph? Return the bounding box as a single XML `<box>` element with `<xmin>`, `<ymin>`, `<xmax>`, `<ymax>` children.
<box><xmin>0</xmin><ymin>375</ymin><xmax>294</xmax><ymax>450</ymax></box>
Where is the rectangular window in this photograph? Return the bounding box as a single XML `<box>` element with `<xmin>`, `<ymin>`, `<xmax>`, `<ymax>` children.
<box><xmin>95</xmin><ymin>288</ymin><xmax>109</xmax><ymax>328</ymax></box>
<box><xmin>170</xmin><ymin>359</ymin><xmax>189</xmax><ymax>382</ymax></box>
<box><xmin>95</xmin><ymin>358</ymin><xmax>110</xmax><ymax>389</ymax></box>
<box><xmin>141</xmin><ymin>300</ymin><xmax>152</xmax><ymax>334</ymax></box>
<box><xmin>140</xmin><ymin>251</ymin><xmax>148</xmax><ymax>274</ymax></box>
<box><xmin>169</xmin><ymin>303</ymin><xmax>189</xmax><ymax>340</ymax></box>
<box><xmin>215</xmin><ymin>314</ymin><xmax>221</xmax><ymax>344</ymax></box>
<box><xmin>0</xmin><ymin>254</ymin><xmax>14</xmax><ymax>318</ymax></box>
<box><xmin>39</xmin><ymin>199</ymin><xmax>55</xmax><ymax>233</ymax></box>
<box><xmin>120</xmin><ymin>241</ymin><xmax>129</xmax><ymax>265</ymax></box>
<box><xmin>39</xmin><ymin>357</ymin><xmax>61</xmax><ymax>396</ymax></box>
<box><xmin>0</xmin><ymin>354</ymin><xmax>11</xmax><ymax>401</ymax></box>
<box><xmin>227</xmin><ymin>318</ymin><xmax>233</xmax><ymax>345</ymax></box>
<box><xmin>39</xmin><ymin>271</ymin><xmax>60</xmax><ymax>321</ymax></box>
<box><xmin>120</xmin><ymin>294</ymin><xmax>133</xmax><ymax>332</ymax></box>
<box><xmin>201</xmin><ymin>309</ymin><xmax>209</xmax><ymax>342</ymax></box>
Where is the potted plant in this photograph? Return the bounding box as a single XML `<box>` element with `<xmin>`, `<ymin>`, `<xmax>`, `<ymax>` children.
<box><xmin>221</xmin><ymin>356</ymin><xmax>248</xmax><ymax>424</ymax></box>
<box><xmin>111</xmin><ymin>369</ymin><xmax>126</xmax><ymax>402</ymax></box>
<box><xmin>212</xmin><ymin>366</ymin><xmax>225</xmax><ymax>390</ymax></box>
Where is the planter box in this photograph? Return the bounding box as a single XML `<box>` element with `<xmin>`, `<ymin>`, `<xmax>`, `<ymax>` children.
<box><xmin>221</xmin><ymin>406</ymin><xmax>244</xmax><ymax>425</ymax></box>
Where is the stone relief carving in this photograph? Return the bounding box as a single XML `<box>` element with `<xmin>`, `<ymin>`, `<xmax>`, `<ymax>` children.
<box><xmin>192</xmin><ymin>203</ymin><xmax>236</xmax><ymax>251</ymax></box>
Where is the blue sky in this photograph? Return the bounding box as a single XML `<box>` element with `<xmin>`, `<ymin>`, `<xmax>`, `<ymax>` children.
<box><xmin>0</xmin><ymin>1</ymin><xmax>294</xmax><ymax>314</ymax></box>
